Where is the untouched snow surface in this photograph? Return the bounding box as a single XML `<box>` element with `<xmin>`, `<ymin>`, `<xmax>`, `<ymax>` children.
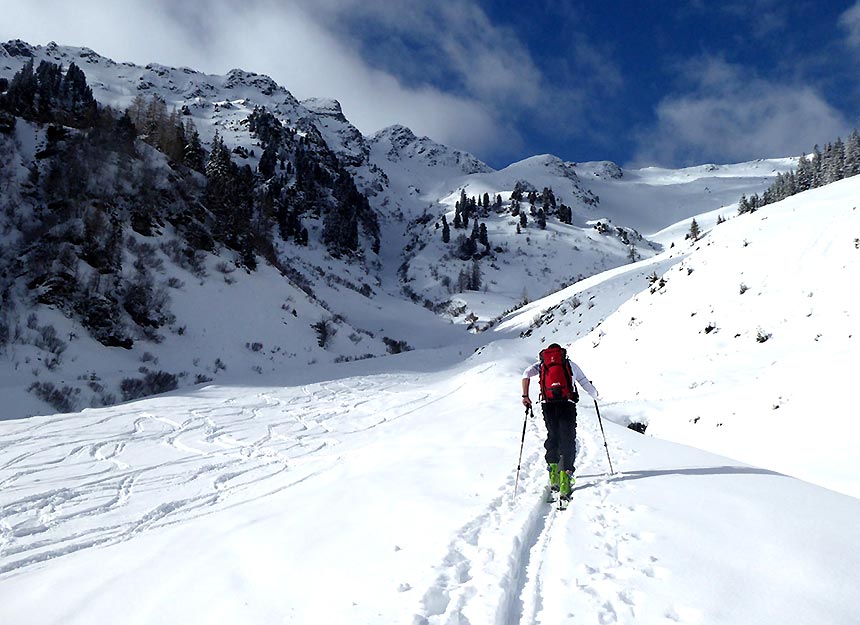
<box><xmin>2</xmin><ymin>175</ymin><xmax>860</xmax><ymax>624</ymax></box>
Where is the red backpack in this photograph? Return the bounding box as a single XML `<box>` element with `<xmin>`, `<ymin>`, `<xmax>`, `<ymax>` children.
<box><xmin>539</xmin><ymin>345</ymin><xmax>578</xmax><ymax>403</ymax></box>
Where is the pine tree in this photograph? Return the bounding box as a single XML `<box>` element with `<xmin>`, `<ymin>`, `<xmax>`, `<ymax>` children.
<box><xmin>258</xmin><ymin>144</ymin><xmax>277</xmax><ymax>179</ymax></box>
<box><xmin>183</xmin><ymin>119</ymin><xmax>205</xmax><ymax>171</ymax></box>
<box><xmin>689</xmin><ymin>218</ymin><xmax>700</xmax><ymax>241</ymax></box>
<box><xmin>811</xmin><ymin>145</ymin><xmax>823</xmax><ymax>188</ymax></box>
<box><xmin>827</xmin><ymin>138</ymin><xmax>845</xmax><ymax>183</ymax></box>
<box><xmin>114</xmin><ymin>112</ymin><xmax>137</xmax><ymax>155</ymax></box>
<box><xmin>2</xmin><ymin>60</ymin><xmax>38</xmax><ymax>118</ymax></box>
<box><xmin>845</xmin><ymin>129</ymin><xmax>860</xmax><ymax>177</ymax></box>
<box><xmin>470</xmin><ymin>219</ymin><xmax>480</xmax><ymax>242</ymax></box>
<box><xmin>795</xmin><ymin>154</ymin><xmax>813</xmax><ymax>191</ymax></box>
<box><xmin>558</xmin><ymin>203</ymin><xmax>572</xmax><ymax>224</ymax></box>
<box><xmin>470</xmin><ymin>259</ymin><xmax>482</xmax><ymax>291</ymax></box>
<box><xmin>441</xmin><ymin>215</ymin><xmax>450</xmax><ymax>243</ymax></box>
<box><xmin>205</xmin><ymin>132</ymin><xmax>239</xmax><ymax>244</ymax></box>
<box><xmin>478</xmin><ymin>222</ymin><xmax>489</xmax><ymax>248</ymax></box>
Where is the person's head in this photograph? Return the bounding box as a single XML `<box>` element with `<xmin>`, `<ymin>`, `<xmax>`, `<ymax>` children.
<box><xmin>548</xmin><ymin>342</ymin><xmax>561</xmax><ymax>349</ymax></box>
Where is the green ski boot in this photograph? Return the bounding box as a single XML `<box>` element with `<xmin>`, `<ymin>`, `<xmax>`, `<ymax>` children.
<box><xmin>547</xmin><ymin>463</ymin><xmax>560</xmax><ymax>491</ymax></box>
<box><xmin>559</xmin><ymin>469</ymin><xmax>575</xmax><ymax>499</ymax></box>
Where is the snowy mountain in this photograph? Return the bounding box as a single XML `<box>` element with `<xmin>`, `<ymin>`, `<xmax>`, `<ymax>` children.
<box><xmin>0</xmin><ymin>39</ymin><xmax>799</xmax><ymax>418</ymax></box>
<box><xmin>1</xmin><ymin>172</ymin><xmax>858</xmax><ymax>624</ymax></box>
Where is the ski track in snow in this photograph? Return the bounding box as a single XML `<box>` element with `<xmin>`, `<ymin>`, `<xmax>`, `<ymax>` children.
<box><xmin>413</xmin><ymin>406</ymin><xmax>698</xmax><ymax>625</ymax></box>
<box><xmin>0</xmin><ymin>373</ymin><xmax>450</xmax><ymax>578</ymax></box>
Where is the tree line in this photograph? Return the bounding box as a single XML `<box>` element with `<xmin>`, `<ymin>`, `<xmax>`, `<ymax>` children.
<box><xmin>739</xmin><ymin>130</ymin><xmax>860</xmax><ymax>213</ymax></box>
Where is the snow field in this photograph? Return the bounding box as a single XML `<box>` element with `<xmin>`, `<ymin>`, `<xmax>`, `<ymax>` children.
<box><xmin>2</xmin><ymin>326</ymin><xmax>859</xmax><ymax>624</ymax></box>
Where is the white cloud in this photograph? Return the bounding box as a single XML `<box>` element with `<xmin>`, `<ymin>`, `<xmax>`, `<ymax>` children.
<box><xmin>633</xmin><ymin>58</ymin><xmax>851</xmax><ymax>167</ymax></box>
<box><xmin>839</xmin><ymin>1</ymin><xmax>860</xmax><ymax>48</ymax></box>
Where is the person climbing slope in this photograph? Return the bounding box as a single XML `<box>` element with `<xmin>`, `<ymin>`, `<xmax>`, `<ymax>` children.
<box><xmin>521</xmin><ymin>343</ymin><xmax>599</xmax><ymax>499</ymax></box>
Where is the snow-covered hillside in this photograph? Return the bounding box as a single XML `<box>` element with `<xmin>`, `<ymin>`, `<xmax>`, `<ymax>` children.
<box><xmin>1</xmin><ymin>39</ymin><xmax>799</xmax><ymax>418</ymax></box>
<box><xmin>1</xmin><ymin>163</ymin><xmax>859</xmax><ymax>624</ymax></box>
<box><xmin>504</xmin><ymin>175</ymin><xmax>860</xmax><ymax>498</ymax></box>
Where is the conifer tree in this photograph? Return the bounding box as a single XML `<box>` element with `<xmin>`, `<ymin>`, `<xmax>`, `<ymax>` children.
<box><xmin>795</xmin><ymin>155</ymin><xmax>813</xmax><ymax>191</ymax></box>
<box><xmin>470</xmin><ymin>259</ymin><xmax>482</xmax><ymax>291</ymax></box>
<box><xmin>183</xmin><ymin>119</ymin><xmax>205</xmax><ymax>171</ymax></box>
<box><xmin>689</xmin><ymin>218</ymin><xmax>700</xmax><ymax>241</ymax></box>
<box><xmin>478</xmin><ymin>222</ymin><xmax>489</xmax><ymax>248</ymax></box>
<box><xmin>845</xmin><ymin>130</ymin><xmax>860</xmax><ymax>177</ymax></box>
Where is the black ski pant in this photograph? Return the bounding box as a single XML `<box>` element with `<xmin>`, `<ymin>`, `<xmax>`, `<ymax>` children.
<box><xmin>541</xmin><ymin>400</ymin><xmax>577</xmax><ymax>471</ymax></box>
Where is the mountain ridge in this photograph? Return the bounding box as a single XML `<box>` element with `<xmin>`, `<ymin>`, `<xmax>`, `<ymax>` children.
<box><xmin>1</xmin><ymin>39</ymin><xmax>793</xmax><ymax>418</ymax></box>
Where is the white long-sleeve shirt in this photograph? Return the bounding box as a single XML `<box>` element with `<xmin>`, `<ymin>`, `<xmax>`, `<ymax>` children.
<box><xmin>522</xmin><ymin>358</ymin><xmax>599</xmax><ymax>400</ymax></box>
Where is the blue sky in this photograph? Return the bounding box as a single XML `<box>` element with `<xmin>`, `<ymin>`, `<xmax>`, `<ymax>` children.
<box><xmin>3</xmin><ymin>0</ymin><xmax>860</xmax><ymax>169</ymax></box>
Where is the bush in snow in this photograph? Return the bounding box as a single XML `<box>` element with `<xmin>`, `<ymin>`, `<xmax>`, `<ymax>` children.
<box><xmin>383</xmin><ymin>337</ymin><xmax>412</xmax><ymax>354</ymax></box>
<box><xmin>28</xmin><ymin>381</ymin><xmax>80</xmax><ymax>413</ymax></box>
<box><xmin>120</xmin><ymin>370</ymin><xmax>179</xmax><ymax>401</ymax></box>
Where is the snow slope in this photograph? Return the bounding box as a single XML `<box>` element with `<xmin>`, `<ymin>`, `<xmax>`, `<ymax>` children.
<box><xmin>2</xmin><ymin>176</ymin><xmax>859</xmax><ymax>624</ymax></box>
<box><xmin>585</xmin><ymin>179</ymin><xmax>859</xmax><ymax>498</ymax></box>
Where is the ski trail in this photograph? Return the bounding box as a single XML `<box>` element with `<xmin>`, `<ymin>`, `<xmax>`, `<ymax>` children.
<box><xmin>0</xmin><ymin>371</ymin><xmax>466</xmax><ymax>578</ymax></box>
<box><xmin>413</xmin><ymin>415</ymin><xmax>560</xmax><ymax>625</ymax></box>
<box><xmin>412</xmin><ymin>403</ymin><xmax>697</xmax><ymax>625</ymax></box>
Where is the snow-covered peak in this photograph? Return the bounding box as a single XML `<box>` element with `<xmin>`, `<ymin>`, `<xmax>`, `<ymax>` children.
<box><xmin>222</xmin><ymin>68</ymin><xmax>284</xmax><ymax>97</ymax></box>
<box><xmin>1</xmin><ymin>39</ymin><xmax>36</xmax><ymax>59</ymax></box>
<box><xmin>574</xmin><ymin>160</ymin><xmax>624</xmax><ymax>179</ymax></box>
<box><xmin>500</xmin><ymin>153</ymin><xmax>581</xmax><ymax>184</ymax></box>
<box><xmin>371</xmin><ymin>124</ymin><xmax>493</xmax><ymax>175</ymax></box>
<box><xmin>302</xmin><ymin>97</ymin><xmax>348</xmax><ymax>122</ymax></box>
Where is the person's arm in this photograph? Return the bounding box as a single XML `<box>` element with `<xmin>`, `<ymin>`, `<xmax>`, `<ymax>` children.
<box><xmin>521</xmin><ymin>362</ymin><xmax>539</xmax><ymax>406</ymax></box>
<box><xmin>570</xmin><ymin>361</ymin><xmax>599</xmax><ymax>400</ymax></box>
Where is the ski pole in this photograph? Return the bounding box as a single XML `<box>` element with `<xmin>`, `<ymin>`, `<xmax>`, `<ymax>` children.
<box><xmin>513</xmin><ymin>405</ymin><xmax>531</xmax><ymax>497</ymax></box>
<box><xmin>593</xmin><ymin>400</ymin><xmax>615</xmax><ymax>476</ymax></box>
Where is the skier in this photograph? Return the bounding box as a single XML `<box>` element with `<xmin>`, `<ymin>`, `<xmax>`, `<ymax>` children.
<box><xmin>521</xmin><ymin>343</ymin><xmax>599</xmax><ymax>499</ymax></box>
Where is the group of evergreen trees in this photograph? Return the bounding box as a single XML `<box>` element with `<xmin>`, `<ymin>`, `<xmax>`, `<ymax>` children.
<box><xmin>510</xmin><ymin>183</ymin><xmax>573</xmax><ymax>227</ymax></box>
<box><xmin>247</xmin><ymin>106</ymin><xmax>380</xmax><ymax>257</ymax></box>
<box><xmin>0</xmin><ymin>59</ymin><xmax>383</xmax><ymax>352</ymax></box>
<box><xmin>0</xmin><ymin>58</ymin><xmax>97</xmax><ymax>127</ymax></box>
<box><xmin>441</xmin><ymin>183</ymin><xmax>574</xmax><ymax>248</ymax></box>
<box><xmin>449</xmin><ymin>188</ymin><xmax>502</xmax><ymax>230</ymax></box>
<box><xmin>739</xmin><ymin>130</ymin><xmax>860</xmax><ymax>213</ymax></box>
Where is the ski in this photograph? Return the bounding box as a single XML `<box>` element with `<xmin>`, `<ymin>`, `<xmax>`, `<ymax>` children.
<box><xmin>545</xmin><ymin>485</ymin><xmax>572</xmax><ymax>510</ymax></box>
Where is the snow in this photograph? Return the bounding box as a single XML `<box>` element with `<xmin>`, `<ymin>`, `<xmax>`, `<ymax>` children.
<box><xmin>3</xmin><ymin>175</ymin><xmax>860</xmax><ymax>623</ymax></box>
